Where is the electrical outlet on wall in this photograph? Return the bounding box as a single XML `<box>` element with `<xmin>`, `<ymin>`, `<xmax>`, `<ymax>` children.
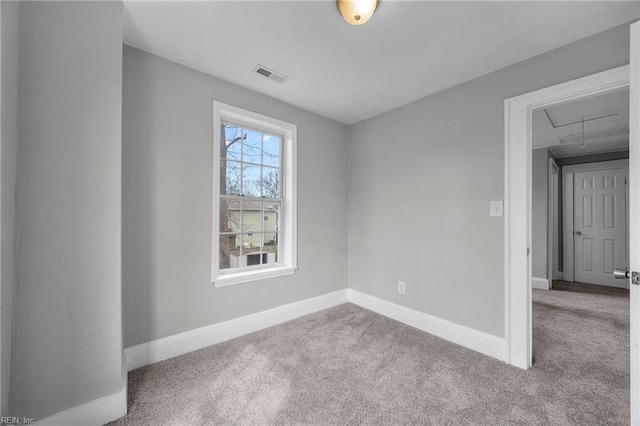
<box><xmin>397</xmin><ymin>281</ymin><xmax>406</xmax><ymax>295</ymax></box>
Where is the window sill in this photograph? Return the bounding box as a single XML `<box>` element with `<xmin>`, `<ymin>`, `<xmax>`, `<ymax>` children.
<box><xmin>213</xmin><ymin>265</ymin><xmax>297</xmax><ymax>288</ymax></box>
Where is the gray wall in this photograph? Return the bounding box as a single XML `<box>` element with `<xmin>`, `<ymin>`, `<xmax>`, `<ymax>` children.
<box><xmin>348</xmin><ymin>23</ymin><xmax>631</xmax><ymax>337</ymax></box>
<box><xmin>10</xmin><ymin>2</ymin><xmax>123</xmax><ymax>419</ymax></box>
<box><xmin>1</xmin><ymin>1</ymin><xmax>18</xmax><ymax>416</ymax></box>
<box><xmin>122</xmin><ymin>46</ymin><xmax>348</xmax><ymax>348</ymax></box>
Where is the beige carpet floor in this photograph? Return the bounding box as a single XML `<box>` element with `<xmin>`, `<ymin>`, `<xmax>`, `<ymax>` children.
<box><xmin>110</xmin><ymin>282</ymin><xmax>629</xmax><ymax>425</ymax></box>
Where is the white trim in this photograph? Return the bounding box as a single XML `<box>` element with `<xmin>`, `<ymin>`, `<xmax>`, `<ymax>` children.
<box><xmin>563</xmin><ymin>160</ymin><xmax>629</xmax><ymax>175</ymax></box>
<box><xmin>214</xmin><ymin>266</ymin><xmax>296</xmax><ymax>288</ymax></box>
<box><xmin>626</xmin><ymin>167</ymin><xmax>630</xmax><ymax>291</ymax></box>
<box><xmin>125</xmin><ymin>289</ymin><xmax>348</xmax><ymax>371</ymax></box>
<box><xmin>562</xmin><ymin>160</ymin><xmax>629</xmax><ymax>287</ymax></box>
<box><xmin>547</xmin><ymin>157</ymin><xmax>559</xmax><ymax>287</ymax></box>
<box><xmin>211</xmin><ymin>101</ymin><xmax>298</xmax><ymax>287</ymax></box>
<box><xmin>125</xmin><ymin>288</ymin><xmax>506</xmax><ymax>373</ymax></box>
<box><xmin>563</xmin><ymin>173</ymin><xmax>575</xmax><ymax>282</ymax></box>
<box><xmin>37</xmin><ymin>356</ymin><xmax>127</xmax><ymax>425</ymax></box>
<box><xmin>629</xmin><ymin>22</ymin><xmax>640</xmax><ymax>425</ymax></box>
<box><xmin>347</xmin><ymin>289</ymin><xmax>505</xmax><ymax>362</ymax></box>
<box><xmin>505</xmin><ymin>65</ymin><xmax>630</xmax><ymax>370</ymax></box>
<box><xmin>532</xmin><ymin>277</ymin><xmax>549</xmax><ymax>290</ymax></box>
<box><xmin>0</xmin><ymin>3</ymin><xmax>3</xmax><ymax>416</ymax></box>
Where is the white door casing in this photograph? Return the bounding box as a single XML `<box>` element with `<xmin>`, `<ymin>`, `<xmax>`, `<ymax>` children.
<box><xmin>573</xmin><ymin>168</ymin><xmax>627</xmax><ymax>287</ymax></box>
<box><xmin>505</xmin><ymin>64</ymin><xmax>629</xmax><ymax>370</ymax></box>
<box><xmin>506</xmin><ymin>26</ymin><xmax>638</xmax><ymax>422</ymax></box>
<box><xmin>0</xmin><ymin>2</ymin><xmax>3</xmax><ymax>416</ymax></box>
<box><xmin>629</xmin><ymin>20</ymin><xmax>639</xmax><ymax>426</ymax></box>
<box><xmin>547</xmin><ymin>158</ymin><xmax>560</xmax><ymax>284</ymax></box>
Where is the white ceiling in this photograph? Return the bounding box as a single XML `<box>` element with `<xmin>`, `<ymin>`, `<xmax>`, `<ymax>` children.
<box><xmin>532</xmin><ymin>88</ymin><xmax>629</xmax><ymax>158</ymax></box>
<box><xmin>123</xmin><ymin>1</ymin><xmax>640</xmax><ymax>125</ymax></box>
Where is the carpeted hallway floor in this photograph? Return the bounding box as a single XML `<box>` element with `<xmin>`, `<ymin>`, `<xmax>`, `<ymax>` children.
<box><xmin>110</xmin><ymin>282</ymin><xmax>629</xmax><ymax>425</ymax></box>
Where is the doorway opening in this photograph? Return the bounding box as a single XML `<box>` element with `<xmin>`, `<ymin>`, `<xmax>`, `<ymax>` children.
<box><xmin>531</xmin><ymin>88</ymin><xmax>630</xmax><ymax>292</ymax></box>
<box><xmin>529</xmin><ymin>90</ymin><xmax>630</xmax><ymax>391</ymax></box>
<box><xmin>504</xmin><ymin>64</ymin><xmax>630</xmax><ymax>369</ymax></box>
<box><xmin>505</xmin><ymin>63</ymin><xmax>633</xmax><ymax>419</ymax></box>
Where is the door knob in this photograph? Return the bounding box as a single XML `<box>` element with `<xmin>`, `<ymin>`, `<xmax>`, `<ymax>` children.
<box><xmin>614</xmin><ymin>268</ymin><xmax>630</xmax><ymax>279</ymax></box>
<box><xmin>575</xmin><ymin>231</ymin><xmax>582</xmax><ymax>236</ymax></box>
<box><xmin>614</xmin><ymin>269</ymin><xmax>640</xmax><ymax>285</ymax></box>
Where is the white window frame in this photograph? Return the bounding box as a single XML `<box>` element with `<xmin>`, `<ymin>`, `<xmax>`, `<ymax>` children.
<box><xmin>212</xmin><ymin>101</ymin><xmax>297</xmax><ymax>287</ymax></box>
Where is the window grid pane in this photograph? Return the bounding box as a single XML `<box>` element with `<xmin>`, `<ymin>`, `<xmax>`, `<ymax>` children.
<box><xmin>221</xmin><ymin>160</ymin><xmax>242</xmax><ymax>195</ymax></box>
<box><xmin>219</xmin><ymin>122</ymin><xmax>283</xmax><ymax>272</ymax></box>
<box><xmin>242</xmin><ymin>163</ymin><xmax>260</xmax><ymax>197</ymax></box>
<box><xmin>263</xmin><ymin>134</ymin><xmax>281</xmax><ymax>168</ymax></box>
<box><xmin>219</xmin><ymin>234</ymin><xmax>244</xmax><ymax>270</ymax></box>
<box><xmin>242</xmin><ymin>129</ymin><xmax>262</xmax><ymax>164</ymax></box>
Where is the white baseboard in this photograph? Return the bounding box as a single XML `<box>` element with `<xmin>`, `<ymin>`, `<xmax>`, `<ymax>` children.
<box><xmin>125</xmin><ymin>289</ymin><xmax>348</xmax><ymax>371</ymax></box>
<box><xmin>126</xmin><ymin>287</ymin><xmax>505</xmax><ymax>371</ymax></box>
<box><xmin>37</xmin><ymin>356</ymin><xmax>127</xmax><ymax>425</ymax></box>
<box><xmin>532</xmin><ymin>277</ymin><xmax>550</xmax><ymax>290</ymax></box>
<box><xmin>346</xmin><ymin>289</ymin><xmax>505</xmax><ymax>362</ymax></box>
<box><xmin>35</xmin><ymin>290</ymin><xmax>348</xmax><ymax>425</ymax></box>
<box><xmin>38</xmin><ymin>287</ymin><xmax>510</xmax><ymax>424</ymax></box>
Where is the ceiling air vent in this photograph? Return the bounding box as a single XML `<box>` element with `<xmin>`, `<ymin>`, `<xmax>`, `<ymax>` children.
<box><xmin>253</xmin><ymin>65</ymin><xmax>289</xmax><ymax>84</ymax></box>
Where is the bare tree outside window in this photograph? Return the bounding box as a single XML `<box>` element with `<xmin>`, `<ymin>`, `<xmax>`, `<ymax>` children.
<box><xmin>218</xmin><ymin>122</ymin><xmax>281</xmax><ymax>270</ymax></box>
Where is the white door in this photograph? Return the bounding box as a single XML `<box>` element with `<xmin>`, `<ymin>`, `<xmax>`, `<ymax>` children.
<box><xmin>629</xmin><ymin>20</ymin><xmax>639</xmax><ymax>426</ymax></box>
<box><xmin>574</xmin><ymin>168</ymin><xmax>627</xmax><ymax>287</ymax></box>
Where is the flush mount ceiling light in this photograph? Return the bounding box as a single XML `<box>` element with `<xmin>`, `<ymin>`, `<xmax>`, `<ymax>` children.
<box><xmin>336</xmin><ymin>0</ymin><xmax>378</xmax><ymax>26</ymax></box>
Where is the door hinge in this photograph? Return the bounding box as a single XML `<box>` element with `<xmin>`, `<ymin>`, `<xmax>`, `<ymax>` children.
<box><xmin>526</xmin><ymin>248</ymin><xmax>530</xmax><ymax>256</ymax></box>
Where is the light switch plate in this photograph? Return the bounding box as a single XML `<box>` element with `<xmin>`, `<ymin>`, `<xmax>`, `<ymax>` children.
<box><xmin>490</xmin><ymin>201</ymin><xmax>503</xmax><ymax>217</ymax></box>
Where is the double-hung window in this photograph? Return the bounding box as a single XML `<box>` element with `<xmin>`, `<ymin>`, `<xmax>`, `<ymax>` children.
<box><xmin>212</xmin><ymin>102</ymin><xmax>297</xmax><ymax>286</ymax></box>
